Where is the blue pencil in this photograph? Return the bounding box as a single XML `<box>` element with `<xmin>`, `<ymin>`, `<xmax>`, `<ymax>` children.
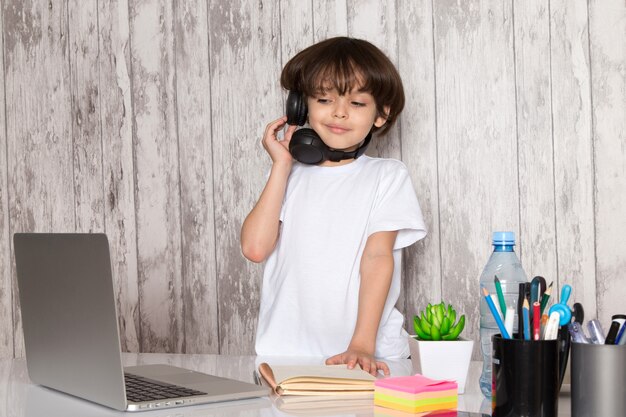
<box><xmin>482</xmin><ymin>287</ymin><xmax>511</xmax><ymax>339</ymax></box>
<box><xmin>522</xmin><ymin>299</ymin><xmax>531</xmax><ymax>340</ymax></box>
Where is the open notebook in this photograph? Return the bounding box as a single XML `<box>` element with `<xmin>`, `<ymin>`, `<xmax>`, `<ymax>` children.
<box><xmin>257</xmin><ymin>363</ymin><xmax>376</xmax><ymax>397</ymax></box>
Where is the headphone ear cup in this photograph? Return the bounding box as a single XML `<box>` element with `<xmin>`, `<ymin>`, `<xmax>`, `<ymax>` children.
<box><xmin>288</xmin><ymin>128</ymin><xmax>328</xmax><ymax>165</ymax></box>
<box><xmin>286</xmin><ymin>91</ymin><xmax>308</xmax><ymax>126</ymax></box>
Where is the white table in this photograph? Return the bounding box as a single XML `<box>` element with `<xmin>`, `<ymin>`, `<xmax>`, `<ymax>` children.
<box><xmin>0</xmin><ymin>353</ymin><xmax>572</xmax><ymax>416</ymax></box>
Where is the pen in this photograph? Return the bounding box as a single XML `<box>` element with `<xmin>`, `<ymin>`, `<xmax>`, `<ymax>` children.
<box><xmin>612</xmin><ymin>314</ymin><xmax>626</xmax><ymax>328</ymax></box>
<box><xmin>532</xmin><ymin>301</ymin><xmax>541</xmax><ymax>340</ymax></box>
<box><xmin>558</xmin><ymin>326</ymin><xmax>571</xmax><ymax>382</ymax></box>
<box><xmin>568</xmin><ymin>322</ymin><xmax>590</xmax><ymax>343</ymax></box>
<box><xmin>530</xmin><ymin>276</ymin><xmax>546</xmax><ymax>319</ymax></box>
<box><xmin>494</xmin><ymin>276</ymin><xmax>507</xmax><ymax>320</ymax></box>
<box><xmin>518</xmin><ymin>282</ymin><xmax>527</xmax><ymax>339</ymax></box>
<box><xmin>607</xmin><ymin>315</ymin><xmax>626</xmax><ymax>345</ymax></box>
<box><xmin>587</xmin><ymin>319</ymin><xmax>605</xmax><ymax>344</ymax></box>
<box><xmin>540</xmin><ymin>313</ymin><xmax>549</xmax><ymax>338</ymax></box>
<box><xmin>616</xmin><ymin>323</ymin><xmax>626</xmax><ymax>345</ymax></box>
<box><xmin>572</xmin><ymin>302</ymin><xmax>585</xmax><ymax>324</ymax></box>
<box><xmin>482</xmin><ymin>287</ymin><xmax>511</xmax><ymax>339</ymax></box>
<box><xmin>605</xmin><ymin>321</ymin><xmax>620</xmax><ymax>344</ymax></box>
<box><xmin>522</xmin><ymin>299</ymin><xmax>530</xmax><ymax>340</ymax></box>
<box><xmin>544</xmin><ymin>311</ymin><xmax>560</xmax><ymax>340</ymax></box>
<box><xmin>540</xmin><ymin>282</ymin><xmax>553</xmax><ymax>315</ymax></box>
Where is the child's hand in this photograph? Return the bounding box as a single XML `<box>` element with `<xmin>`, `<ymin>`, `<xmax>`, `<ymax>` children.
<box><xmin>262</xmin><ymin>116</ymin><xmax>297</xmax><ymax>166</ymax></box>
<box><xmin>325</xmin><ymin>348</ymin><xmax>391</xmax><ymax>377</ymax></box>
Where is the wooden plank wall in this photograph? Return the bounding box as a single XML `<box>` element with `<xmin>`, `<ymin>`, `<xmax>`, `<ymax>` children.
<box><xmin>0</xmin><ymin>0</ymin><xmax>623</xmax><ymax>359</ymax></box>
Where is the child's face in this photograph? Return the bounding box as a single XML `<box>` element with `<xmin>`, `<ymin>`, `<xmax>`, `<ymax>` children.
<box><xmin>306</xmin><ymin>85</ymin><xmax>388</xmax><ymax>153</ymax></box>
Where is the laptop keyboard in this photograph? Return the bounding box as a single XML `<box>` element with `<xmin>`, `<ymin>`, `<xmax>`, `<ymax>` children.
<box><xmin>124</xmin><ymin>373</ymin><xmax>207</xmax><ymax>403</ymax></box>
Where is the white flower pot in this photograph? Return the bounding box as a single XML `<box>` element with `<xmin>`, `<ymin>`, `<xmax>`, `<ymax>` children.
<box><xmin>408</xmin><ymin>335</ymin><xmax>474</xmax><ymax>394</ymax></box>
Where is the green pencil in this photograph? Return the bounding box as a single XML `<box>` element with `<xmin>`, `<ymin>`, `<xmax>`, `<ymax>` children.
<box><xmin>494</xmin><ymin>275</ymin><xmax>507</xmax><ymax>319</ymax></box>
<box><xmin>540</xmin><ymin>281</ymin><xmax>553</xmax><ymax>315</ymax></box>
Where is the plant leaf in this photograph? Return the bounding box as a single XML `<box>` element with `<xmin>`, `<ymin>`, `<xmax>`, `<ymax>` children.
<box><xmin>440</xmin><ymin>316</ymin><xmax>451</xmax><ymax>335</ymax></box>
<box><xmin>430</xmin><ymin>325</ymin><xmax>441</xmax><ymax>341</ymax></box>
<box><xmin>413</xmin><ymin>316</ymin><xmax>431</xmax><ymax>340</ymax></box>
<box><xmin>449</xmin><ymin>308</ymin><xmax>456</xmax><ymax>325</ymax></box>
<box><xmin>436</xmin><ymin>304</ymin><xmax>444</xmax><ymax>324</ymax></box>
<box><xmin>447</xmin><ymin>315</ymin><xmax>465</xmax><ymax>339</ymax></box>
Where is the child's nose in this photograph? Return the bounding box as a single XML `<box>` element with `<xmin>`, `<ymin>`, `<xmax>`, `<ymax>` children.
<box><xmin>333</xmin><ymin>101</ymin><xmax>348</xmax><ymax>119</ymax></box>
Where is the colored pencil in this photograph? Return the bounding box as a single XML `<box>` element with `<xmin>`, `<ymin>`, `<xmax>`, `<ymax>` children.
<box><xmin>482</xmin><ymin>287</ymin><xmax>511</xmax><ymax>339</ymax></box>
<box><xmin>540</xmin><ymin>282</ymin><xmax>553</xmax><ymax>315</ymax></box>
<box><xmin>494</xmin><ymin>276</ymin><xmax>507</xmax><ymax>320</ymax></box>
<box><xmin>523</xmin><ymin>299</ymin><xmax>531</xmax><ymax>340</ymax></box>
<box><xmin>533</xmin><ymin>301</ymin><xmax>541</xmax><ymax>340</ymax></box>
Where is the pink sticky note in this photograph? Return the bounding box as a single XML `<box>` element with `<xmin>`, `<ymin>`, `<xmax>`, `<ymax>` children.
<box><xmin>374</xmin><ymin>374</ymin><xmax>458</xmax><ymax>394</ymax></box>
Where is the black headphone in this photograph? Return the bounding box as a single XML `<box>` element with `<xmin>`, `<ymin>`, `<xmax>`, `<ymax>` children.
<box><xmin>285</xmin><ymin>91</ymin><xmax>372</xmax><ymax>165</ymax></box>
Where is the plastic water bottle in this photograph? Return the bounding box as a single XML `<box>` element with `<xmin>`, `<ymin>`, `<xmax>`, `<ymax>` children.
<box><xmin>479</xmin><ymin>231</ymin><xmax>527</xmax><ymax>397</ymax></box>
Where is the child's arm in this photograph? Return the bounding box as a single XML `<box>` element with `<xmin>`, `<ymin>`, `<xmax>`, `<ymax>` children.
<box><xmin>325</xmin><ymin>230</ymin><xmax>398</xmax><ymax>376</ymax></box>
<box><xmin>241</xmin><ymin>117</ymin><xmax>296</xmax><ymax>263</ymax></box>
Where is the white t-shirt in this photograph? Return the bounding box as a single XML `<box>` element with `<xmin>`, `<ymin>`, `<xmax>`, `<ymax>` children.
<box><xmin>254</xmin><ymin>155</ymin><xmax>427</xmax><ymax>359</ymax></box>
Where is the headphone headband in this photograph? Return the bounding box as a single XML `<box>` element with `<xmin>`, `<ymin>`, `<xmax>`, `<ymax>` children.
<box><xmin>327</xmin><ymin>132</ymin><xmax>372</xmax><ymax>162</ymax></box>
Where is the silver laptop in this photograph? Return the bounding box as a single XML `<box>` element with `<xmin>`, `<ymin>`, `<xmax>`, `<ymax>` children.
<box><xmin>14</xmin><ymin>233</ymin><xmax>268</xmax><ymax>412</ymax></box>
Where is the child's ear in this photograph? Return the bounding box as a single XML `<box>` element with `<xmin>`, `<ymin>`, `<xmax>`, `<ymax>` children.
<box><xmin>374</xmin><ymin>106</ymin><xmax>391</xmax><ymax>128</ymax></box>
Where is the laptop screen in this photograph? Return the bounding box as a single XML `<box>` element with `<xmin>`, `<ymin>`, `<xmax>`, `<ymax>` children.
<box><xmin>14</xmin><ymin>233</ymin><xmax>127</xmax><ymax>410</ymax></box>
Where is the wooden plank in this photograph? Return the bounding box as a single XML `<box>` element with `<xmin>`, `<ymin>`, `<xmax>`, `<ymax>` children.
<box><xmin>589</xmin><ymin>0</ymin><xmax>626</xmax><ymax>324</ymax></box>
<box><xmin>433</xmin><ymin>0</ymin><xmax>519</xmax><ymax>354</ymax></box>
<box><xmin>173</xmin><ymin>0</ymin><xmax>219</xmax><ymax>353</ymax></box>
<box><xmin>397</xmin><ymin>1</ymin><xmax>441</xmax><ymax>320</ymax></box>
<box><xmin>4</xmin><ymin>0</ymin><xmax>75</xmax><ymax>357</ymax></box>
<box><xmin>348</xmin><ymin>4</ymin><xmax>407</xmax><ymax>314</ymax></box>
<box><xmin>513</xmin><ymin>0</ymin><xmax>558</xmax><ymax>281</ymax></box>
<box><xmin>0</xmin><ymin>2</ymin><xmax>12</xmax><ymax>359</ymax></box>
<box><xmin>347</xmin><ymin>0</ymin><xmax>401</xmax><ymax>161</ymax></box>
<box><xmin>97</xmin><ymin>0</ymin><xmax>140</xmax><ymax>352</ymax></box>
<box><xmin>347</xmin><ymin>0</ymin><xmax>396</xmax><ymax>60</ymax></box>
<box><xmin>68</xmin><ymin>1</ymin><xmax>105</xmax><ymax>233</ymax></box>
<box><xmin>129</xmin><ymin>0</ymin><xmax>183</xmax><ymax>353</ymax></box>
<box><xmin>313</xmin><ymin>0</ymin><xmax>348</xmax><ymax>41</ymax></box>
<box><xmin>549</xmin><ymin>0</ymin><xmax>596</xmax><ymax>316</ymax></box>
<box><xmin>280</xmin><ymin>0</ymin><xmax>314</xmax><ymax>62</ymax></box>
<box><xmin>208</xmin><ymin>0</ymin><xmax>282</xmax><ymax>354</ymax></box>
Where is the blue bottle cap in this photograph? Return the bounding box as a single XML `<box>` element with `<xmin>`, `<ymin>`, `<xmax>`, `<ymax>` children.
<box><xmin>492</xmin><ymin>231</ymin><xmax>515</xmax><ymax>245</ymax></box>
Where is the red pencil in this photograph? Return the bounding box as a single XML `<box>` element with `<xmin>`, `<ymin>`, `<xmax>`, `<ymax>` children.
<box><xmin>533</xmin><ymin>301</ymin><xmax>541</xmax><ymax>340</ymax></box>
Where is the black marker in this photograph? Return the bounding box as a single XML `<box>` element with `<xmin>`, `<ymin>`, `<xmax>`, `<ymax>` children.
<box><xmin>605</xmin><ymin>321</ymin><xmax>620</xmax><ymax>344</ymax></box>
<box><xmin>606</xmin><ymin>314</ymin><xmax>626</xmax><ymax>345</ymax></box>
<box><xmin>517</xmin><ymin>282</ymin><xmax>527</xmax><ymax>339</ymax></box>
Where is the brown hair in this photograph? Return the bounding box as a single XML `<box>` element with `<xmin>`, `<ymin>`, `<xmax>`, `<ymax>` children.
<box><xmin>280</xmin><ymin>37</ymin><xmax>404</xmax><ymax>135</ymax></box>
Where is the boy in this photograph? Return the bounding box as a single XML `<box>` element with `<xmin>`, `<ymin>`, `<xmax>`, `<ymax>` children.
<box><xmin>241</xmin><ymin>37</ymin><xmax>426</xmax><ymax>375</ymax></box>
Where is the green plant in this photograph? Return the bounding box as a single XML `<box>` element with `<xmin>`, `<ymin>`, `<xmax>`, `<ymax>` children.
<box><xmin>413</xmin><ymin>301</ymin><xmax>465</xmax><ymax>341</ymax></box>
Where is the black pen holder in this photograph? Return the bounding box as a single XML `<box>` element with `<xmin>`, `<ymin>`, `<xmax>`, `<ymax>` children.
<box><xmin>571</xmin><ymin>342</ymin><xmax>626</xmax><ymax>417</ymax></box>
<box><xmin>492</xmin><ymin>335</ymin><xmax>560</xmax><ymax>417</ymax></box>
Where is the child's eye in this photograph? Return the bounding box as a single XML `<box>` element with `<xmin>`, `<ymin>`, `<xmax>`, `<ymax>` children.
<box><xmin>317</xmin><ymin>98</ymin><xmax>331</xmax><ymax>104</ymax></box>
<box><xmin>351</xmin><ymin>101</ymin><xmax>366</xmax><ymax>107</ymax></box>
